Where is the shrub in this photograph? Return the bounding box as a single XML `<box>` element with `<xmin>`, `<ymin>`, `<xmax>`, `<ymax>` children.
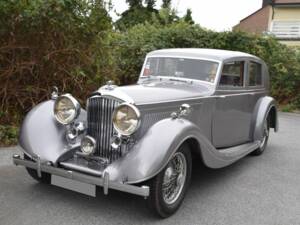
<box><xmin>0</xmin><ymin>0</ymin><xmax>115</xmax><ymax>127</ymax></box>
<box><xmin>1</xmin><ymin>3</ymin><xmax>300</xmax><ymax>146</ymax></box>
<box><xmin>113</xmin><ymin>22</ymin><xmax>300</xmax><ymax>104</ymax></box>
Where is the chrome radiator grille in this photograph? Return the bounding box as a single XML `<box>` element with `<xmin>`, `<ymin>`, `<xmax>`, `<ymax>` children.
<box><xmin>87</xmin><ymin>96</ymin><xmax>121</xmax><ymax>162</ymax></box>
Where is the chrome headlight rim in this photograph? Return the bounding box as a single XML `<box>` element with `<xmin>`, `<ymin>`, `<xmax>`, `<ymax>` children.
<box><xmin>112</xmin><ymin>103</ymin><xmax>141</xmax><ymax>136</ymax></box>
<box><xmin>54</xmin><ymin>93</ymin><xmax>81</xmax><ymax>125</ymax></box>
<box><xmin>80</xmin><ymin>135</ymin><xmax>96</xmax><ymax>155</ymax></box>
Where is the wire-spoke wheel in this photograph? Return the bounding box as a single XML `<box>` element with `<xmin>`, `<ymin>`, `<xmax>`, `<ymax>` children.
<box><xmin>147</xmin><ymin>144</ymin><xmax>192</xmax><ymax>218</ymax></box>
<box><xmin>162</xmin><ymin>152</ymin><xmax>187</xmax><ymax>205</ymax></box>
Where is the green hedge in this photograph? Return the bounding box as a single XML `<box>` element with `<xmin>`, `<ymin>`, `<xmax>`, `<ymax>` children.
<box><xmin>0</xmin><ymin>1</ymin><xmax>300</xmax><ymax>146</ymax></box>
<box><xmin>113</xmin><ymin>22</ymin><xmax>300</xmax><ymax>106</ymax></box>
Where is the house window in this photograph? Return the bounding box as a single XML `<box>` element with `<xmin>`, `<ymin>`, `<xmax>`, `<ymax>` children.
<box><xmin>249</xmin><ymin>62</ymin><xmax>262</xmax><ymax>86</ymax></box>
<box><xmin>271</xmin><ymin>21</ymin><xmax>300</xmax><ymax>39</ymax></box>
<box><xmin>219</xmin><ymin>61</ymin><xmax>244</xmax><ymax>87</ymax></box>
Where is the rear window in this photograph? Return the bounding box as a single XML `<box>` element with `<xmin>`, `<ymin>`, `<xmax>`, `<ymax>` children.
<box><xmin>219</xmin><ymin>61</ymin><xmax>245</xmax><ymax>87</ymax></box>
<box><xmin>249</xmin><ymin>62</ymin><xmax>262</xmax><ymax>86</ymax></box>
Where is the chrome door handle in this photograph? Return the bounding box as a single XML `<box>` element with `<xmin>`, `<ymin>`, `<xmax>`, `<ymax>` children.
<box><xmin>218</xmin><ymin>95</ymin><xmax>226</xmax><ymax>99</ymax></box>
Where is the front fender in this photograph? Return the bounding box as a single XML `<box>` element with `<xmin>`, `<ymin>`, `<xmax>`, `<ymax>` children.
<box><xmin>19</xmin><ymin>100</ymin><xmax>86</xmax><ymax>164</ymax></box>
<box><xmin>252</xmin><ymin>96</ymin><xmax>278</xmax><ymax>141</ymax></box>
<box><xmin>105</xmin><ymin>118</ymin><xmax>203</xmax><ymax>184</ymax></box>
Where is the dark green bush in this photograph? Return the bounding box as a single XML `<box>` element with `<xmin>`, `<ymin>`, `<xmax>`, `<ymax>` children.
<box><xmin>0</xmin><ymin>0</ymin><xmax>114</xmax><ymax>126</ymax></box>
<box><xmin>0</xmin><ymin>2</ymin><xmax>300</xmax><ymax>146</ymax></box>
<box><xmin>113</xmin><ymin>22</ymin><xmax>300</xmax><ymax>103</ymax></box>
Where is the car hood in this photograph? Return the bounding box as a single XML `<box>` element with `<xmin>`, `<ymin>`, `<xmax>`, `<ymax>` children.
<box><xmin>98</xmin><ymin>80</ymin><xmax>214</xmax><ymax>105</ymax></box>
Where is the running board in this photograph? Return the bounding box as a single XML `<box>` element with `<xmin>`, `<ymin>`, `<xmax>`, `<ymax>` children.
<box><xmin>218</xmin><ymin>141</ymin><xmax>261</xmax><ymax>159</ymax></box>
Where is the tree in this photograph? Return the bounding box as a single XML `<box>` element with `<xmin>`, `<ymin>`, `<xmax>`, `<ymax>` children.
<box><xmin>115</xmin><ymin>0</ymin><xmax>158</xmax><ymax>30</ymax></box>
<box><xmin>145</xmin><ymin>0</ymin><xmax>156</xmax><ymax>9</ymax></box>
<box><xmin>126</xmin><ymin>0</ymin><xmax>142</xmax><ymax>7</ymax></box>
<box><xmin>184</xmin><ymin>9</ymin><xmax>194</xmax><ymax>24</ymax></box>
<box><xmin>162</xmin><ymin>0</ymin><xmax>171</xmax><ymax>8</ymax></box>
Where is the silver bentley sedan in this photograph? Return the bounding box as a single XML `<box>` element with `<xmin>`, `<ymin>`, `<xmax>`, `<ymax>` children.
<box><xmin>13</xmin><ymin>48</ymin><xmax>278</xmax><ymax>217</ymax></box>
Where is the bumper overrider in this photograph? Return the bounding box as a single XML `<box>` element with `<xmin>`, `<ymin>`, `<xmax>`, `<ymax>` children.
<box><xmin>12</xmin><ymin>154</ymin><xmax>150</xmax><ymax>197</ymax></box>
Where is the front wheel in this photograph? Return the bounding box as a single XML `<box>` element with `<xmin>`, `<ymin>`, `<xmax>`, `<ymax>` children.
<box><xmin>147</xmin><ymin>144</ymin><xmax>192</xmax><ymax>218</ymax></box>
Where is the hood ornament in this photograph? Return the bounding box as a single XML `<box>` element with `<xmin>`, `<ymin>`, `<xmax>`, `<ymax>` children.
<box><xmin>105</xmin><ymin>80</ymin><xmax>116</xmax><ymax>90</ymax></box>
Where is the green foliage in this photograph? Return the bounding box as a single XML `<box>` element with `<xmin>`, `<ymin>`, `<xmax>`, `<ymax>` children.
<box><xmin>0</xmin><ymin>125</ymin><xmax>18</xmax><ymax>147</ymax></box>
<box><xmin>281</xmin><ymin>104</ymin><xmax>297</xmax><ymax>113</ymax></box>
<box><xmin>162</xmin><ymin>0</ymin><xmax>172</xmax><ymax>8</ymax></box>
<box><xmin>0</xmin><ymin>1</ymin><xmax>299</xmax><ymax>146</ymax></box>
<box><xmin>0</xmin><ymin>0</ymin><xmax>115</xmax><ymax>127</ymax></box>
<box><xmin>184</xmin><ymin>9</ymin><xmax>194</xmax><ymax>25</ymax></box>
<box><xmin>115</xmin><ymin>6</ymin><xmax>157</xmax><ymax>31</ymax></box>
<box><xmin>113</xmin><ymin>22</ymin><xmax>300</xmax><ymax>103</ymax></box>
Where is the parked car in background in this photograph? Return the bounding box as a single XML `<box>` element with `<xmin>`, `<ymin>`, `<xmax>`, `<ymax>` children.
<box><xmin>13</xmin><ymin>49</ymin><xmax>278</xmax><ymax>217</ymax></box>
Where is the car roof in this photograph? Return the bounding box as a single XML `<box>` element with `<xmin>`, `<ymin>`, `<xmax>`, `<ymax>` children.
<box><xmin>147</xmin><ymin>48</ymin><xmax>260</xmax><ymax>62</ymax></box>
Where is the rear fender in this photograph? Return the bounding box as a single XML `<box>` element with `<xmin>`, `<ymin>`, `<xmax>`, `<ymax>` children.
<box><xmin>252</xmin><ymin>96</ymin><xmax>278</xmax><ymax>141</ymax></box>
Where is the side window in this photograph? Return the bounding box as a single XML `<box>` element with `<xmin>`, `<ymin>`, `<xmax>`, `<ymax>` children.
<box><xmin>249</xmin><ymin>61</ymin><xmax>262</xmax><ymax>86</ymax></box>
<box><xmin>219</xmin><ymin>61</ymin><xmax>244</xmax><ymax>87</ymax></box>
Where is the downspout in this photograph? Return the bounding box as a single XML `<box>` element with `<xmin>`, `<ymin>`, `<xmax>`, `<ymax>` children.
<box><xmin>271</xmin><ymin>0</ymin><xmax>275</xmax><ymax>19</ymax></box>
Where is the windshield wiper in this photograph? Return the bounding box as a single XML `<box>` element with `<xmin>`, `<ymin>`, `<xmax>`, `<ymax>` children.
<box><xmin>169</xmin><ymin>78</ymin><xmax>188</xmax><ymax>83</ymax></box>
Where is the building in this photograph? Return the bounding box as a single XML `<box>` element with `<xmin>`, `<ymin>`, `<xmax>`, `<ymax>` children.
<box><xmin>234</xmin><ymin>0</ymin><xmax>300</xmax><ymax>46</ymax></box>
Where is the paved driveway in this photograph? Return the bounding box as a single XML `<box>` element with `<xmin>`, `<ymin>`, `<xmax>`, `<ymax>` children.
<box><xmin>0</xmin><ymin>113</ymin><xmax>299</xmax><ymax>225</ymax></box>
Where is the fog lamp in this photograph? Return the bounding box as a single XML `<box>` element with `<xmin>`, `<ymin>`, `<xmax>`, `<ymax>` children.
<box><xmin>81</xmin><ymin>136</ymin><xmax>96</xmax><ymax>155</ymax></box>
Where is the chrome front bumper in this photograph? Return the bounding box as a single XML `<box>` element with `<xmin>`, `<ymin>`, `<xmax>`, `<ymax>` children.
<box><xmin>12</xmin><ymin>154</ymin><xmax>150</xmax><ymax>197</ymax></box>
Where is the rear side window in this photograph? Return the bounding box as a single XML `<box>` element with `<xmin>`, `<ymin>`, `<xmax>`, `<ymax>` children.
<box><xmin>249</xmin><ymin>62</ymin><xmax>262</xmax><ymax>86</ymax></box>
<box><xmin>219</xmin><ymin>61</ymin><xmax>244</xmax><ymax>87</ymax></box>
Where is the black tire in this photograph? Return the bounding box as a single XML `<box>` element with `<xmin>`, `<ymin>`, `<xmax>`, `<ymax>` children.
<box><xmin>24</xmin><ymin>154</ymin><xmax>51</xmax><ymax>184</ymax></box>
<box><xmin>251</xmin><ymin>116</ymin><xmax>270</xmax><ymax>156</ymax></box>
<box><xmin>147</xmin><ymin>144</ymin><xmax>192</xmax><ymax>218</ymax></box>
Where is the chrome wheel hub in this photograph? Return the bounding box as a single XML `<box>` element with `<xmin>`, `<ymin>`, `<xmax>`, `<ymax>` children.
<box><xmin>162</xmin><ymin>152</ymin><xmax>187</xmax><ymax>205</ymax></box>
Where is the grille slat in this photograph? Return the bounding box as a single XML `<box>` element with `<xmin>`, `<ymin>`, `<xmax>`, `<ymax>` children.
<box><xmin>87</xmin><ymin>96</ymin><xmax>121</xmax><ymax>162</ymax></box>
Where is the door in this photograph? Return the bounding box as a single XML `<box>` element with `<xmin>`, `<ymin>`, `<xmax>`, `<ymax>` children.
<box><xmin>212</xmin><ymin>61</ymin><xmax>252</xmax><ymax>148</ymax></box>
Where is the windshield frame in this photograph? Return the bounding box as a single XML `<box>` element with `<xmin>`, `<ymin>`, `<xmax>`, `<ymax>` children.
<box><xmin>139</xmin><ymin>55</ymin><xmax>222</xmax><ymax>86</ymax></box>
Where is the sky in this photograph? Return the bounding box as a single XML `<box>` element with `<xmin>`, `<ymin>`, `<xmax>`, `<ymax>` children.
<box><xmin>110</xmin><ymin>0</ymin><xmax>263</xmax><ymax>31</ymax></box>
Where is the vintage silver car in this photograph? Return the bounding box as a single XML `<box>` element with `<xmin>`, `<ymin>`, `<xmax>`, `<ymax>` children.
<box><xmin>13</xmin><ymin>48</ymin><xmax>278</xmax><ymax>217</ymax></box>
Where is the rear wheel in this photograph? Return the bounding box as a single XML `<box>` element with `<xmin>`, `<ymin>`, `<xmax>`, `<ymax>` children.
<box><xmin>24</xmin><ymin>154</ymin><xmax>51</xmax><ymax>184</ymax></box>
<box><xmin>251</xmin><ymin>116</ymin><xmax>270</xmax><ymax>156</ymax></box>
<box><xmin>147</xmin><ymin>144</ymin><xmax>192</xmax><ymax>218</ymax></box>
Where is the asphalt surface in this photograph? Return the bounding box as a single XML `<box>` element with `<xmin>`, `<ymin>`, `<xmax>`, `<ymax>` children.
<box><xmin>0</xmin><ymin>112</ymin><xmax>299</xmax><ymax>225</ymax></box>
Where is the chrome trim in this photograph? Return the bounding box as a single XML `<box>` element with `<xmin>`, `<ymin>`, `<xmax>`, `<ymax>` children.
<box><xmin>51</xmin><ymin>86</ymin><xmax>59</xmax><ymax>100</ymax></box>
<box><xmin>137</xmin><ymin>91</ymin><xmax>267</xmax><ymax>106</ymax></box>
<box><xmin>80</xmin><ymin>135</ymin><xmax>96</xmax><ymax>155</ymax></box>
<box><xmin>98</xmin><ymin>88</ymin><xmax>135</xmax><ymax>104</ymax></box>
<box><xmin>112</xmin><ymin>103</ymin><xmax>141</xmax><ymax>137</ymax></box>
<box><xmin>87</xmin><ymin>96</ymin><xmax>122</xmax><ymax>161</ymax></box>
<box><xmin>103</xmin><ymin>171</ymin><xmax>109</xmax><ymax>195</ymax></box>
<box><xmin>139</xmin><ymin>55</ymin><xmax>222</xmax><ymax>86</ymax></box>
<box><xmin>54</xmin><ymin>94</ymin><xmax>81</xmax><ymax>125</ymax></box>
<box><xmin>13</xmin><ymin>155</ymin><xmax>150</xmax><ymax>197</ymax></box>
<box><xmin>36</xmin><ymin>156</ymin><xmax>41</xmax><ymax>178</ymax></box>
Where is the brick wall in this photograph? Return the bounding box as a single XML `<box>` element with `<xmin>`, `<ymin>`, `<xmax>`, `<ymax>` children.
<box><xmin>274</xmin><ymin>0</ymin><xmax>300</xmax><ymax>4</ymax></box>
<box><xmin>234</xmin><ymin>6</ymin><xmax>271</xmax><ymax>34</ymax></box>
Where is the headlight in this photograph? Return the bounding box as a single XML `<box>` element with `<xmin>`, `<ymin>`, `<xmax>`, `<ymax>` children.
<box><xmin>112</xmin><ymin>103</ymin><xmax>141</xmax><ymax>136</ymax></box>
<box><xmin>54</xmin><ymin>94</ymin><xmax>80</xmax><ymax>125</ymax></box>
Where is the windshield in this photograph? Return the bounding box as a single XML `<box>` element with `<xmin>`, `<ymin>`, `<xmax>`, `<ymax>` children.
<box><xmin>142</xmin><ymin>57</ymin><xmax>219</xmax><ymax>83</ymax></box>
